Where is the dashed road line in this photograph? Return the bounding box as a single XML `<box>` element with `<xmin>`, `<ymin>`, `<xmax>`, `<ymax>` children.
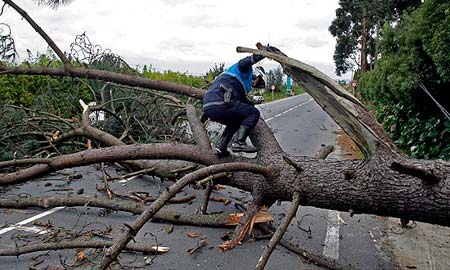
<box><xmin>323</xmin><ymin>210</ymin><xmax>340</xmax><ymax>259</ymax></box>
<box><xmin>264</xmin><ymin>98</ymin><xmax>313</xmax><ymax>122</ymax></box>
<box><xmin>118</xmin><ymin>175</ymin><xmax>139</xmax><ymax>183</ymax></box>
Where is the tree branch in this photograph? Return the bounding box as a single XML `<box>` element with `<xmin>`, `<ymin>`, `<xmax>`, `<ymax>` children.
<box><xmin>0</xmin><ymin>240</ymin><xmax>168</xmax><ymax>256</ymax></box>
<box><xmin>0</xmin><ymin>195</ymin><xmax>247</xmax><ymax>226</ymax></box>
<box><xmin>0</xmin><ymin>143</ymin><xmax>217</xmax><ymax>185</ymax></box>
<box><xmin>3</xmin><ymin>0</ymin><xmax>72</xmax><ymax>67</ymax></box>
<box><xmin>255</xmin><ymin>192</ymin><xmax>301</xmax><ymax>270</ymax></box>
<box><xmin>185</xmin><ymin>104</ymin><xmax>211</xmax><ymax>150</ymax></box>
<box><xmin>0</xmin><ymin>65</ymin><xmax>206</xmax><ymax>99</ymax></box>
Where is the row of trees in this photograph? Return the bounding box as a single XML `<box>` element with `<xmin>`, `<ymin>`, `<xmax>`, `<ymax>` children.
<box><xmin>330</xmin><ymin>0</ymin><xmax>450</xmax><ymax>159</ymax></box>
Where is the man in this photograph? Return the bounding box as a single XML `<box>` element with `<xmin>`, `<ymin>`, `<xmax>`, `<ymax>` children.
<box><xmin>203</xmin><ymin>48</ymin><xmax>271</xmax><ymax>157</ymax></box>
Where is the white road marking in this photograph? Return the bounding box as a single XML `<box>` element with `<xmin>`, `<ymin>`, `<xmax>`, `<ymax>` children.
<box><xmin>1</xmin><ymin>175</ymin><xmax>143</xmax><ymax>235</ymax></box>
<box><xmin>0</xmin><ymin>206</ymin><xmax>65</xmax><ymax>235</ymax></box>
<box><xmin>118</xmin><ymin>175</ymin><xmax>138</xmax><ymax>183</ymax></box>
<box><xmin>323</xmin><ymin>210</ymin><xmax>340</xmax><ymax>259</ymax></box>
<box><xmin>265</xmin><ymin>98</ymin><xmax>313</xmax><ymax>122</ymax></box>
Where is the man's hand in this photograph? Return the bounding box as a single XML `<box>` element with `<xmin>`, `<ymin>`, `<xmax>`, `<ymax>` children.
<box><xmin>255</xmin><ymin>42</ymin><xmax>287</xmax><ymax>57</ymax></box>
<box><xmin>266</xmin><ymin>44</ymin><xmax>281</xmax><ymax>53</ymax></box>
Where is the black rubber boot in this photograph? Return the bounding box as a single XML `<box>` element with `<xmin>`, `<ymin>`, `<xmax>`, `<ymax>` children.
<box><xmin>215</xmin><ymin>130</ymin><xmax>234</xmax><ymax>157</ymax></box>
<box><xmin>231</xmin><ymin>125</ymin><xmax>258</xmax><ymax>153</ymax></box>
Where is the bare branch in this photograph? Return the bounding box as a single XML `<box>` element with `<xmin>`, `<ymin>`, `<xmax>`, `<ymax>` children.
<box><xmin>186</xmin><ymin>104</ymin><xmax>211</xmax><ymax>150</ymax></box>
<box><xmin>97</xmin><ymin>162</ymin><xmax>273</xmax><ymax>269</ymax></box>
<box><xmin>0</xmin><ymin>65</ymin><xmax>206</xmax><ymax>99</ymax></box>
<box><xmin>0</xmin><ymin>143</ymin><xmax>217</xmax><ymax>185</ymax></box>
<box><xmin>3</xmin><ymin>0</ymin><xmax>72</xmax><ymax>67</ymax></box>
<box><xmin>255</xmin><ymin>192</ymin><xmax>301</xmax><ymax>270</ymax></box>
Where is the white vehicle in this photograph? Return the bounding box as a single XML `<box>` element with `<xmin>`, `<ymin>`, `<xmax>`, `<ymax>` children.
<box><xmin>252</xmin><ymin>95</ymin><xmax>264</xmax><ymax>104</ymax></box>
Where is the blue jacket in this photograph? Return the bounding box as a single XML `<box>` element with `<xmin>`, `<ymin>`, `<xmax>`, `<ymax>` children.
<box><xmin>203</xmin><ymin>54</ymin><xmax>263</xmax><ymax>107</ymax></box>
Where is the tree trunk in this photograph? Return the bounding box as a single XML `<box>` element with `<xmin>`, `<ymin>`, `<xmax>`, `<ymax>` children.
<box><xmin>360</xmin><ymin>5</ymin><xmax>368</xmax><ymax>74</ymax></box>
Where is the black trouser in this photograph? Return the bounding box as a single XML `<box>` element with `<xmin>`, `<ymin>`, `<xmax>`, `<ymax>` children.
<box><xmin>203</xmin><ymin>101</ymin><xmax>260</xmax><ymax>130</ymax></box>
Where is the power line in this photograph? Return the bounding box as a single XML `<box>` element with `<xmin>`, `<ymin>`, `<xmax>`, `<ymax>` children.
<box><xmin>417</xmin><ymin>82</ymin><xmax>450</xmax><ymax>121</ymax></box>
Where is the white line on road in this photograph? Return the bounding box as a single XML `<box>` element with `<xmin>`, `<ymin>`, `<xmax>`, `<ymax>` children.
<box><xmin>264</xmin><ymin>98</ymin><xmax>313</xmax><ymax>122</ymax></box>
<box><xmin>1</xmin><ymin>175</ymin><xmax>143</xmax><ymax>235</ymax></box>
<box><xmin>0</xmin><ymin>206</ymin><xmax>65</xmax><ymax>235</ymax></box>
<box><xmin>118</xmin><ymin>175</ymin><xmax>139</xmax><ymax>183</ymax></box>
<box><xmin>323</xmin><ymin>210</ymin><xmax>340</xmax><ymax>260</ymax></box>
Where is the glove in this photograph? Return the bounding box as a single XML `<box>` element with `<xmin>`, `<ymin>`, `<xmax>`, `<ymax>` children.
<box><xmin>266</xmin><ymin>44</ymin><xmax>281</xmax><ymax>53</ymax></box>
<box><xmin>245</xmin><ymin>96</ymin><xmax>256</xmax><ymax>106</ymax></box>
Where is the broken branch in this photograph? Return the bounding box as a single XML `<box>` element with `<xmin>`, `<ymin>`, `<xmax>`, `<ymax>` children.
<box><xmin>255</xmin><ymin>192</ymin><xmax>301</xmax><ymax>270</ymax></box>
<box><xmin>0</xmin><ymin>240</ymin><xmax>169</xmax><ymax>256</ymax></box>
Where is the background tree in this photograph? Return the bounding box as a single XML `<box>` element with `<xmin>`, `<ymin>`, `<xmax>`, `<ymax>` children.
<box><xmin>266</xmin><ymin>66</ymin><xmax>283</xmax><ymax>91</ymax></box>
<box><xmin>359</xmin><ymin>0</ymin><xmax>450</xmax><ymax>159</ymax></box>
<box><xmin>329</xmin><ymin>0</ymin><xmax>421</xmax><ymax>76</ymax></box>
<box><xmin>204</xmin><ymin>62</ymin><xmax>225</xmax><ymax>83</ymax></box>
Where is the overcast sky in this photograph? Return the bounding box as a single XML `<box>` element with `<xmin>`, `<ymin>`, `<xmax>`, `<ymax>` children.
<box><xmin>1</xmin><ymin>0</ymin><xmax>349</xmax><ymax>79</ymax></box>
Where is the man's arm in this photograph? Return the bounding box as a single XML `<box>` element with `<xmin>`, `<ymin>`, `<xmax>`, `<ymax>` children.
<box><xmin>237</xmin><ymin>54</ymin><xmax>264</xmax><ymax>73</ymax></box>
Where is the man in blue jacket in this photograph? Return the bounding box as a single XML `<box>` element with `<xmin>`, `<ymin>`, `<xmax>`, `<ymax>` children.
<box><xmin>203</xmin><ymin>52</ymin><xmax>268</xmax><ymax>157</ymax></box>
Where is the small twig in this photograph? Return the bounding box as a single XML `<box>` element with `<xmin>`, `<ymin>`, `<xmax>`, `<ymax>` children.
<box><xmin>186</xmin><ymin>239</ymin><xmax>207</xmax><ymax>256</ymax></box>
<box><xmin>200</xmin><ymin>183</ymin><xmax>213</xmax><ymax>214</ymax></box>
<box><xmin>316</xmin><ymin>145</ymin><xmax>335</xmax><ymax>159</ymax></box>
<box><xmin>100</xmin><ymin>163</ymin><xmax>112</xmax><ymax>199</ymax></box>
<box><xmin>220</xmin><ymin>203</ymin><xmax>262</xmax><ymax>251</ymax></box>
<box><xmin>109</xmin><ymin>167</ymin><xmax>155</xmax><ymax>181</ymax></box>
<box><xmin>196</xmin><ymin>172</ymin><xmax>230</xmax><ymax>186</ymax></box>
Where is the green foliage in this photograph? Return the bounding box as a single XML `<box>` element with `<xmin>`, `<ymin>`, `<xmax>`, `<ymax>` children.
<box><xmin>359</xmin><ymin>0</ymin><xmax>450</xmax><ymax>159</ymax></box>
<box><xmin>373</xmin><ymin>101</ymin><xmax>450</xmax><ymax>159</ymax></box>
<box><xmin>142</xmin><ymin>67</ymin><xmax>206</xmax><ymax>89</ymax></box>
<box><xmin>204</xmin><ymin>63</ymin><xmax>225</xmax><ymax>83</ymax></box>
<box><xmin>329</xmin><ymin>0</ymin><xmax>421</xmax><ymax>76</ymax></box>
<box><xmin>0</xmin><ymin>53</ymin><xmax>92</xmax><ymax>116</ymax></box>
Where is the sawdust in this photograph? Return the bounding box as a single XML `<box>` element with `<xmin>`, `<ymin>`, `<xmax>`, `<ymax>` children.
<box><xmin>336</xmin><ymin>130</ymin><xmax>361</xmax><ymax>160</ymax></box>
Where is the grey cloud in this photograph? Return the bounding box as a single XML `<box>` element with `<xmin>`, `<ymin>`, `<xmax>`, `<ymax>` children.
<box><xmin>181</xmin><ymin>15</ymin><xmax>245</xmax><ymax>29</ymax></box>
<box><xmin>157</xmin><ymin>39</ymin><xmax>196</xmax><ymax>53</ymax></box>
<box><xmin>303</xmin><ymin>36</ymin><xmax>328</xmax><ymax>48</ymax></box>
<box><xmin>163</xmin><ymin>0</ymin><xmax>197</xmax><ymax>7</ymax></box>
<box><xmin>125</xmin><ymin>54</ymin><xmax>215</xmax><ymax>75</ymax></box>
<box><xmin>96</xmin><ymin>9</ymin><xmax>111</xmax><ymax>16</ymax></box>
<box><xmin>296</xmin><ymin>17</ymin><xmax>333</xmax><ymax>31</ymax></box>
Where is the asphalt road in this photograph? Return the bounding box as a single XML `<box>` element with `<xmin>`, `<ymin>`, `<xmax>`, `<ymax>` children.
<box><xmin>0</xmin><ymin>93</ymin><xmax>398</xmax><ymax>269</ymax></box>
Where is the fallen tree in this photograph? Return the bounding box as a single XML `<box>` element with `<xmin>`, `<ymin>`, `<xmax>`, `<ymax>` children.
<box><xmin>0</xmin><ymin>1</ymin><xmax>449</xmax><ymax>269</ymax></box>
